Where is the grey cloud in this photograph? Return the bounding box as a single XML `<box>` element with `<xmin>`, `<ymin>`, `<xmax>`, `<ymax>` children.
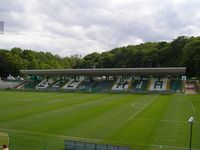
<box><xmin>0</xmin><ymin>0</ymin><xmax>200</xmax><ymax>56</ymax></box>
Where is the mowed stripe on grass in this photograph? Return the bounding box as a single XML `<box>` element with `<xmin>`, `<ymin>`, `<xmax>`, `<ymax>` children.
<box><xmin>0</xmin><ymin>91</ymin><xmax>199</xmax><ymax>150</ymax></box>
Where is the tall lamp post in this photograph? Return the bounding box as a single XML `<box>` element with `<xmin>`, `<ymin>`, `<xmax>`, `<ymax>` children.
<box><xmin>188</xmin><ymin>116</ymin><xmax>194</xmax><ymax>150</ymax></box>
<box><xmin>149</xmin><ymin>59</ymin><xmax>153</xmax><ymax>68</ymax></box>
<box><xmin>195</xmin><ymin>59</ymin><xmax>200</xmax><ymax>80</ymax></box>
<box><xmin>0</xmin><ymin>21</ymin><xmax>4</xmax><ymax>34</ymax></box>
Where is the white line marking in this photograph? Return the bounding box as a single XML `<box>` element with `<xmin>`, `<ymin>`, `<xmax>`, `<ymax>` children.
<box><xmin>0</xmin><ymin>127</ymin><xmax>130</xmax><ymax>145</ymax></box>
<box><xmin>190</xmin><ymin>102</ymin><xmax>196</xmax><ymax>113</ymax></box>
<box><xmin>1</xmin><ymin>127</ymin><xmax>200</xmax><ymax>150</ymax></box>
<box><xmin>190</xmin><ymin>101</ymin><xmax>200</xmax><ymax>123</ymax></box>
<box><xmin>132</xmin><ymin>118</ymin><xmax>199</xmax><ymax>124</ymax></box>
<box><xmin>129</xmin><ymin>96</ymin><xmax>158</xmax><ymax>120</ymax></box>
<box><xmin>0</xmin><ymin>127</ymin><xmax>102</xmax><ymax>142</ymax></box>
<box><xmin>138</xmin><ymin>143</ymin><xmax>200</xmax><ymax>150</ymax></box>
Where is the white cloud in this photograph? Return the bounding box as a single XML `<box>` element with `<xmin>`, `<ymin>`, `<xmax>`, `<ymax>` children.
<box><xmin>0</xmin><ymin>0</ymin><xmax>200</xmax><ymax>56</ymax></box>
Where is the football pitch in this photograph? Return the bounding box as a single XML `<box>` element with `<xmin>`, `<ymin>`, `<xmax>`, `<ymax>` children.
<box><xmin>0</xmin><ymin>91</ymin><xmax>199</xmax><ymax>150</ymax></box>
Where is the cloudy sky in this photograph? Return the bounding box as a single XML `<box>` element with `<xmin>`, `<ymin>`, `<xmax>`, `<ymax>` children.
<box><xmin>0</xmin><ymin>0</ymin><xmax>200</xmax><ymax>56</ymax></box>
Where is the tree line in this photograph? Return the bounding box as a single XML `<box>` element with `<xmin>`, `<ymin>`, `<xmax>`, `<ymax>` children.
<box><xmin>0</xmin><ymin>36</ymin><xmax>199</xmax><ymax>78</ymax></box>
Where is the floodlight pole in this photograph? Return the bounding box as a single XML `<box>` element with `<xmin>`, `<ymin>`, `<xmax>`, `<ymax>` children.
<box><xmin>0</xmin><ymin>21</ymin><xmax>4</xmax><ymax>34</ymax></box>
<box><xmin>188</xmin><ymin>117</ymin><xmax>194</xmax><ymax>150</ymax></box>
<box><xmin>149</xmin><ymin>59</ymin><xmax>153</xmax><ymax>68</ymax></box>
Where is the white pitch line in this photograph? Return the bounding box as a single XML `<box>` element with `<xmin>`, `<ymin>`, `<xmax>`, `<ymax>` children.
<box><xmin>133</xmin><ymin>118</ymin><xmax>184</xmax><ymax>123</ymax></box>
<box><xmin>138</xmin><ymin>143</ymin><xmax>200</xmax><ymax>150</ymax></box>
<box><xmin>0</xmin><ymin>127</ymin><xmax>134</xmax><ymax>146</ymax></box>
<box><xmin>1</xmin><ymin>128</ymin><xmax>200</xmax><ymax>150</ymax></box>
<box><xmin>132</xmin><ymin>118</ymin><xmax>200</xmax><ymax>124</ymax></box>
<box><xmin>129</xmin><ymin>96</ymin><xmax>158</xmax><ymax>120</ymax></box>
<box><xmin>0</xmin><ymin>127</ymin><xmax>100</xmax><ymax>142</ymax></box>
<box><xmin>0</xmin><ymin>127</ymin><xmax>119</xmax><ymax>144</ymax></box>
<box><xmin>190</xmin><ymin>101</ymin><xmax>196</xmax><ymax>113</ymax></box>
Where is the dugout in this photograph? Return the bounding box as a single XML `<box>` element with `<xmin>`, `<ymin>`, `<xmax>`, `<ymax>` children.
<box><xmin>65</xmin><ymin>140</ymin><xmax>131</xmax><ymax>150</ymax></box>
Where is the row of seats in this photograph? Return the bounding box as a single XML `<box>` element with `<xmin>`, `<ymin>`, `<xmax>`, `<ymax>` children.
<box><xmin>92</xmin><ymin>80</ymin><xmax>115</xmax><ymax>92</ymax></box>
<box><xmin>131</xmin><ymin>80</ymin><xmax>149</xmax><ymax>92</ymax></box>
<box><xmin>51</xmin><ymin>79</ymin><xmax>67</xmax><ymax>89</ymax></box>
<box><xmin>21</xmin><ymin>78</ymin><xmax>183</xmax><ymax>93</ymax></box>
<box><xmin>78</xmin><ymin>80</ymin><xmax>96</xmax><ymax>91</ymax></box>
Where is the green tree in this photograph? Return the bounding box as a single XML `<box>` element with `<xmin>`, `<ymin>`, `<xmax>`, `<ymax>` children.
<box><xmin>181</xmin><ymin>39</ymin><xmax>200</xmax><ymax>78</ymax></box>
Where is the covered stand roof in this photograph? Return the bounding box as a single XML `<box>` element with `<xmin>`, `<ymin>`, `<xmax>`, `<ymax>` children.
<box><xmin>20</xmin><ymin>67</ymin><xmax>186</xmax><ymax>76</ymax></box>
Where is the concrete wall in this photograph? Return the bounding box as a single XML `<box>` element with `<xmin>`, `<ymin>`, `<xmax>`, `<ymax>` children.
<box><xmin>0</xmin><ymin>80</ymin><xmax>22</xmax><ymax>89</ymax></box>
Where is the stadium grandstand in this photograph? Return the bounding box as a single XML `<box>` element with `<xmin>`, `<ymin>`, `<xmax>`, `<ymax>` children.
<box><xmin>9</xmin><ymin>67</ymin><xmax>190</xmax><ymax>93</ymax></box>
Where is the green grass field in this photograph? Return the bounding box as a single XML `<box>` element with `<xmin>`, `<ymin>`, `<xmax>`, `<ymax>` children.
<box><xmin>0</xmin><ymin>91</ymin><xmax>199</xmax><ymax>150</ymax></box>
